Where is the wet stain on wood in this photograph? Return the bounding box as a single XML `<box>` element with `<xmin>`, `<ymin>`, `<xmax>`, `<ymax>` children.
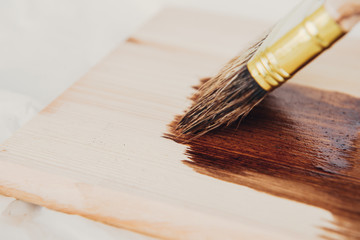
<box><xmin>166</xmin><ymin>83</ymin><xmax>360</xmax><ymax>239</ymax></box>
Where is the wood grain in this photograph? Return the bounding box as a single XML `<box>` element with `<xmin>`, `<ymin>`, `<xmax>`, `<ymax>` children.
<box><xmin>166</xmin><ymin>82</ymin><xmax>360</xmax><ymax>239</ymax></box>
<box><xmin>0</xmin><ymin>7</ymin><xmax>359</xmax><ymax>240</ymax></box>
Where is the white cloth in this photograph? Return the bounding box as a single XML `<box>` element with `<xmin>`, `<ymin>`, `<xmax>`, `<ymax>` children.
<box><xmin>0</xmin><ymin>196</ymin><xmax>153</xmax><ymax>240</ymax></box>
<box><xmin>0</xmin><ymin>90</ymin><xmax>42</xmax><ymax>143</ymax></box>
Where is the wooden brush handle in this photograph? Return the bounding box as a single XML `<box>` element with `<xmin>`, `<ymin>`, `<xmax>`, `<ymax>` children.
<box><xmin>325</xmin><ymin>0</ymin><xmax>360</xmax><ymax>31</ymax></box>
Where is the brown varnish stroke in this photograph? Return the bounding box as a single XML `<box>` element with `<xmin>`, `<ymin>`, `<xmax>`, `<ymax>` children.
<box><xmin>165</xmin><ymin>82</ymin><xmax>360</xmax><ymax>239</ymax></box>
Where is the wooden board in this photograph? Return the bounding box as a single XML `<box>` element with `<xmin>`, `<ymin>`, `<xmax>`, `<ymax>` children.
<box><xmin>0</xmin><ymin>8</ymin><xmax>359</xmax><ymax>239</ymax></box>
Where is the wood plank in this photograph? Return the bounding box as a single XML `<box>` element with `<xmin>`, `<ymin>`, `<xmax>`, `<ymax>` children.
<box><xmin>0</xmin><ymin>7</ymin><xmax>359</xmax><ymax>239</ymax></box>
<box><xmin>166</xmin><ymin>83</ymin><xmax>360</xmax><ymax>240</ymax></box>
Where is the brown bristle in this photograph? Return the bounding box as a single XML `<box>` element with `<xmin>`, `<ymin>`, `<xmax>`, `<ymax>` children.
<box><xmin>177</xmin><ymin>37</ymin><xmax>268</xmax><ymax>137</ymax></box>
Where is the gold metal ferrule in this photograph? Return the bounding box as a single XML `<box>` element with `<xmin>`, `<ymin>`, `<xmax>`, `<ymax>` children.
<box><xmin>247</xmin><ymin>5</ymin><xmax>345</xmax><ymax>91</ymax></box>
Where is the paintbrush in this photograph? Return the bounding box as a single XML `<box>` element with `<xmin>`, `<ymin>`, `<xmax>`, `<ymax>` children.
<box><xmin>176</xmin><ymin>0</ymin><xmax>360</xmax><ymax>137</ymax></box>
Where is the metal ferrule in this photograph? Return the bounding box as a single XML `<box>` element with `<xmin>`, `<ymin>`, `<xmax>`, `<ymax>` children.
<box><xmin>247</xmin><ymin>5</ymin><xmax>345</xmax><ymax>91</ymax></box>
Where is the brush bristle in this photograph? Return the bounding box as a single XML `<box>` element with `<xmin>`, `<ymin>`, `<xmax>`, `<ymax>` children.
<box><xmin>177</xmin><ymin>38</ymin><xmax>268</xmax><ymax>137</ymax></box>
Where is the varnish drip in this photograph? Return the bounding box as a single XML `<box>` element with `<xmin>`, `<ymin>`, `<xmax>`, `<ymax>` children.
<box><xmin>165</xmin><ymin>82</ymin><xmax>360</xmax><ymax>239</ymax></box>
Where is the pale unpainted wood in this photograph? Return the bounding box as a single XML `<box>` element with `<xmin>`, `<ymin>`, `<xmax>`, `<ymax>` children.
<box><xmin>0</xmin><ymin>7</ymin><xmax>359</xmax><ymax>240</ymax></box>
<box><xmin>132</xmin><ymin>8</ymin><xmax>360</xmax><ymax>96</ymax></box>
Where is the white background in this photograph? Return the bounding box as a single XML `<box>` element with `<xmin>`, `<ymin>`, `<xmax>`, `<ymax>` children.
<box><xmin>1</xmin><ymin>0</ymin><xmax>359</xmax><ymax>106</ymax></box>
<box><xmin>0</xmin><ymin>0</ymin><xmax>359</xmax><ymax>239</ymax></box>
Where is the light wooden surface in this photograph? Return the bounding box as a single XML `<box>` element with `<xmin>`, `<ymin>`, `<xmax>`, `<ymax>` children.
<box><xmin>0</xmin><ymin>8</ymin><xmax>359</xmax><ymax>239</ymax></box>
